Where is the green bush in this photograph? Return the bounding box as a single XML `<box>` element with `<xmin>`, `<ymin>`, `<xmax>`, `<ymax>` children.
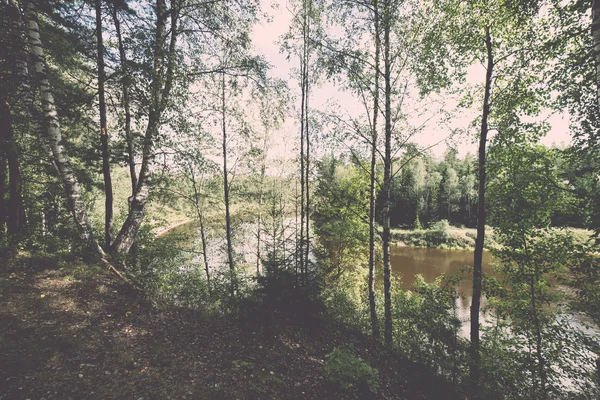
<box><xmin>241</xmin><ymin>268</ymin><xmax>325</xmax><ymax>329</ymax></box>
<box><xmin>323</xmin><ymin>345</ymin><xmax>379</xmax><ymax>395</ymax></box>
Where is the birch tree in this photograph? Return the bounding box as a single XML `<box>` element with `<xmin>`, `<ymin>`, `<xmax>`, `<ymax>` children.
<box><xmin>430</xmin><ymin>0</ymin><xmax>546</xmax><ymax>387</ymax></box>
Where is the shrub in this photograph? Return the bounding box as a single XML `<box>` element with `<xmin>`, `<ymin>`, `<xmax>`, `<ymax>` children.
<box><xmin>241</xmin><ymin>268</ymin><xmax>325</xmax><ymax>329</ymax></box>
<box><xmin>323</xmin><ymin>345</ymin><xmax>379</xmax><ymax>395</ymax></box>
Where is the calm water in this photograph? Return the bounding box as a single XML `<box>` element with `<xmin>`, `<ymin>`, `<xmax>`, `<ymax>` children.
<box><xmin>390</xmin><ymin>245</ymin><xmax>495</xmax><ymax>337</ymax></box>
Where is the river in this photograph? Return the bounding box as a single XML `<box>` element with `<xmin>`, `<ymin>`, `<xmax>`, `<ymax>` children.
<box><xmin>391</xmin><ymin>245</ymin><xmax>494</xmax><ymax>338</ymax></box>
<box><xmin>163</xmin><ymin>220</ymin><xmax>597</xmax><ymax>339</ymax></box>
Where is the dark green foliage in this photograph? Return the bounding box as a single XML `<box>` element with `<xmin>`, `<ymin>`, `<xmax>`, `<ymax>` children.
<box><xmin>392</xmin><ymin>274</ymin><xmax>468</xmax><ymax>383</ymax></box>
<box><xmin>242</xmin><ymin>268</ymin><xmax>325</xmax><ymax>329</ymax></box>
<box><xmin>323</xmin><ymin>345</ymin><xmax>379</xmax><ymax>396</ymax></box>
<box><xmin>383</xmin><ymin>150</ymin><xmax>479</xmax><ymax>229</ymax></box>
<box><xmin>313</xmin><ymin>156</ymin><xmax>369</xmax><ymax>280</ymax></box>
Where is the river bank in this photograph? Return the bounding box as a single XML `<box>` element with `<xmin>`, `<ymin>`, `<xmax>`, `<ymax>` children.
<box><xmin>390</xmin><ymin>225</ymin><xmax>593</xmax><ymax>250</ymax></box>
<box><xmin>390</xmin><ymin>226</ymin><xmax>495</xmax><ymax>250</ymax></box>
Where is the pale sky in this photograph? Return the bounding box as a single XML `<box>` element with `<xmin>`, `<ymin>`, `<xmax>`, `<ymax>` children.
<box><xmin>250</xmin><ymin>1</ymin><xmax>573</xmax><ymax>160</ymax></box>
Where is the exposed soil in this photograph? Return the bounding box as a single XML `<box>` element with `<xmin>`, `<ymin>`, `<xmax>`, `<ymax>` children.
<box><xmin>0</xmin><ymin>252</ymin><xmax>460</xmax><ymax>400</ymax></box>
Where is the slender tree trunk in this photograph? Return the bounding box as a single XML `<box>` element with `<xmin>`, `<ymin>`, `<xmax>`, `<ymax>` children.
<box><xmin>112</xmin><ymin>4</ymin><xmax>140</xmax><ymax>267</ymax></box>
<box><xmin>368</xmin><ymin>0</ymin><xmax>381</xmax><ymax>340</ymax></box>
<box><xmin>1</xmin><ymin>0</ymin><xmax>28</xmax><ymax>245</ymax></box>
<box><xmin>222</xmin><ymin>72</ymin><xmax>235</xmax><ymax>297</ymax></box>
<box><xmin>112</xmin><ymin>5</ymin><xmax>136</xmax><ymax>194</ymax></box>
<box><xmin>382</xmin><ymin>0</ymin><xmax>393</xmax><ymax>347</ymax></box>
<box><xmin>0</xmin><ymin>108</ymin><xmax>7</xmax><ymax>243</ymax></box>
<box><xmin>256</xmin><ymin>141</ymin><xmax>267</xmax><ymax>276</ymax></box>
<box><xmin>593</xmin><ymin>0</ymin><xmax>600</xmax><ymax>108</ymax></box>
<box><xmin>470</xmin><ymin>25</ymin><xmax>493</xmax><ymax>389</ymax></box>
<box><xmin>529</xmin><ymin>273</ymin><xmax>548</xmax><ymax>399</ymax></box>
<box><xmin>95</xmin><ymin>0</ymin><xmax>113</xmax><ymax>248</ymax></box>
<box><xmin>299</xmin><ymin>15</ymin><xmax>307</xmax><ymax>284</ymax></box>
<box><xmin>295</xmin><ymin>179</ymin><xmax>299</xmax><ymax>276</ymax></box>
<box><xmin>24</xmin><ymin>2</ymin><xmax>99</xmax><ymax>253</ymax></box>
<box><xmin>304</xmin><ymin>0</ymin><xmax>313</xmax><ymax>282</ymax></box>
<box><xmin>190</xmin><ymin>167</ymin><xmax>210</xmax><ymax>286</ymax></box>
<box><xmin>4</xmin><ymin>103</ymin><xmax>24</xmax><ymax>243</ymax></box>
<box><xmin>23</xmin><ymin>3</ymin><xmax>124</xmax><ymax>279</ymax></box>
<box><xmin>199</xmin><ymin>213</ymin><xmax>209</xmax><ymax>282</ymax></box>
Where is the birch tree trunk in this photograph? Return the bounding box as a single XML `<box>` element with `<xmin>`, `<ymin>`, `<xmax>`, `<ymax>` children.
<box><xmin>24</xmin><ymin>1</ymin><xmax>99</xmax><ymax>254</ymax></box>
<box><xmin>304</xmin><ymin>0</ymin><xmax>313</xmax><ymax>282</ymax></box>
<box><xmin>95</xmin><ymin>0</ymin><xmax>113</xmax><ymax>248</ymax></box>
<box><xmin>368</xmin><ymin>0</ymin><xmax>381</xmax><ymax>340</ymax></box>
<box><xmin>382</xmin><ymin>0</ymin><xmax>393</xmax><ymax>347</ymax></box>
<box><xmin>470</xmin><ymin>24</ymin><xmax>493</xmax><ymax>389</ymax></box>
<box><xmin>593</xmin><ymin>0</ymin><xmax>600</xmax><ymax>108</ymax></box>
<box><xmin>255</xmin><ymin>138</ymin><xmax>267</xmax><ymax>276</ymax></box>
<box><xmin>299</xmin><ymin>9</ymin><xmax>307</xmax><ymax>283</ymax></box>
<box><xmin>221</xmin><ymin>71</ymin><xmax>235</xmax><ymax>297</ymax></box>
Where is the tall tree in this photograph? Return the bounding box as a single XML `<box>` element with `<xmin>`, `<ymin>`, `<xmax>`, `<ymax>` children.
<box><xmin>368</xmin><ymin>0</ymin><xmax>381</xmax><ymax>340</ymax></box>
<box><xmin>283</xmin><ymin>0</ymin><xmax>319</xmax><ymax>284</ymax></box>
<box><xmin>0</xmin><ymin>98</ymin><xmax>25</xmax><ymax>244</ymax></box>
<box><xmin>594</xmin><ymin>0</ymin><xmax>600</xmax><ymax>111</ymax></box>
<box><xmin>470</xmin><ymin>24</ymin><xmax>492</xmax><ymax>385</ymax></box>
<box><xmin>0</xmin><ymin>0</ymin><xmax>29</xmax><ymax>246</ymax></box>
<box><xmin>381</xmin><ymin>0</ymin><xmax>393</xmax><ymax>345</ymax></box>
<box><xmin>428</xmin><ymin>0</ymin><xmax>546</xmax><ymax>386</ymax></box>
<box><xmin>221</xmin><ymin>70</ymin><xmax>235</xmax><ymax>296</ymax></box>
<box><xmin>110</xmin><ymin>1</ymin><xmax>137</xmax><ymax>197</ymax></box>
<box><xmin>95</xmin><ymin>0</ymin><xmax>113</xmax><ymax>249</ymax></box>
<box><xmin>24</xmin><ymin>0</ymin><xmax>101</xmax><ymax>255</ymax></box>
<box><xmin>110</xmin><ymin>0</ymin><xmax>181</xmax><ymax>256</ymax></box>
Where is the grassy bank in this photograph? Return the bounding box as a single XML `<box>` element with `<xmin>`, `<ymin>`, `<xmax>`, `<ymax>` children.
<box><xmin>390</xmin><ymin>221</ymin><xmax>495</xmax><ymax>250</ymax></box>
<box><xmin>391</xmin><ymin>223</ymin><xmax>594</xmax><ymax>251</ymax></box>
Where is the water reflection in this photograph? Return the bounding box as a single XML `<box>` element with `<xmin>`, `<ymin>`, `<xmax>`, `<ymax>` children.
<box><xmin>390</xmin><ymin>245</ymin><xmax>495</xmax><ymax>337</ymax></box>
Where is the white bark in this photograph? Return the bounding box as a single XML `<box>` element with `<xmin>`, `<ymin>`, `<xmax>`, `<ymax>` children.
<box><xmin>593</xmin><ymin>0</ymin><xmax>600</xmax><ymax>107</ymax></box>
<box><xmin>24</xmin><ymin>1</ymin><xmax>98</xmax><ymax>251</ymax></box>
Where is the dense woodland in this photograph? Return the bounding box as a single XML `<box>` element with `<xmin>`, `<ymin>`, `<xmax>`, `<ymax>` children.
<box><xmin>1</xmin><ymin>0</ymin><xmax>600</xmax><ymax>398</ymax></box>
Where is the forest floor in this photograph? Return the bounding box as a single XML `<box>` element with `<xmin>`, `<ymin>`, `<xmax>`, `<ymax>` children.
<box><xmin>0</xmin><ymin>252</ymin><xmax>460</xmax><ymax>400</ymax></box>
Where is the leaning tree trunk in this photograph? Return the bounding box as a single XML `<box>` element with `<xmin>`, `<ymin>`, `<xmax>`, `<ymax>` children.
<box><xmin>189</xmin><ymin>166</ymin><xmax>210</xmax><ymax>285</ymax></box>
<box><xmin>23</xmin><ymin>1</ymin><xmax>127</xmax><ymax>281</ymax></box>
<box><xmin>95</xmin><ymin>0</ymin><xmax>113</xmax><ymax>249</ymax></box>
<box><xmin>470</xmin><ymin>24</ymin><xmax>493</xmax><ymax>388</ymax></box>
<box><xmin>24</xmin><ymin>2</ymin><xmax>99</xmax><ymax>254</ymax></box>
<box><xmin>382</xmin><ymin>0</ymin><xmax>393</xmax><ymax>347</ymax></box>
<box><xmin>368</xmin><ymin>0</ymin><xmax>381</xmax><ymax>340</ymax></box>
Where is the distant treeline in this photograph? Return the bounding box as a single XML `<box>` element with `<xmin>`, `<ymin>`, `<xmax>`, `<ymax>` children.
<box><xmin>319</xmin><ymin>146</ymin><xmax>590</xmax><ymax>230</ymax></box>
